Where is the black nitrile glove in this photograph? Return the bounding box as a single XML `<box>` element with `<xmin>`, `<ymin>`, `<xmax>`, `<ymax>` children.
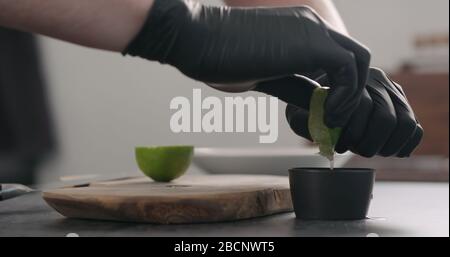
<box><xmin>261</xmin><ymin>68</ymin><xmax>423</xmax><ymax>158</ymax></box>
<box><xmin>123</xmin><ymin>0</ymin><xmax>370</xmax><ymax>128</ymax></box>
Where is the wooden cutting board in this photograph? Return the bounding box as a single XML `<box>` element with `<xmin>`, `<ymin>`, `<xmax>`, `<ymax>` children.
<box><xmin>43</xmin><ymin>175</ymin><xmax>293</xmax><ymax>224</ymax></box>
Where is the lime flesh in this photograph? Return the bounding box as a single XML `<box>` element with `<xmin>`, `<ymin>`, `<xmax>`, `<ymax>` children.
<box><xmin>135</xmin><ymin>146</ymin><xmax>194</xmax><ymax>182</ymax></box>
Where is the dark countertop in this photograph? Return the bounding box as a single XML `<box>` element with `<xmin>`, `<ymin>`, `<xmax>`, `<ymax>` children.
<box><xmin>0</xmin><ymin>182</ymin><xmax>448</xmax><ymax>237</ymax></box>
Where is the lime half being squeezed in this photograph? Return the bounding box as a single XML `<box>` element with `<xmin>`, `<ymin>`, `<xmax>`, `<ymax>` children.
<box><xmin>308</xmin><ymin>87</ymin><xmax>343</xmax><ymax>163</ymax></box>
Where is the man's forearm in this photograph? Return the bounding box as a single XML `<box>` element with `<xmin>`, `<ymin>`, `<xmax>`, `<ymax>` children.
<box><xmin>0</xmin><ymin>0</ymin><xmax>154</xmax><ymax>51</ymax></box>
<box><xmin>224</xmin><ymin>0</ymin><xmax>349</xmax><ymax>35</ymax></box>
<box><xmin>0</xmin><ymin>0</ymin><xmax>346</xmax><ymax>52</ymax></box>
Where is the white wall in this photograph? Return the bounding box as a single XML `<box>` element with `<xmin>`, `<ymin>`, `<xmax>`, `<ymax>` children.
<box><xmin>37</xmin><ymin>0</ymin><xmax>449</xmax><ymax>181</ymax></box>
<box><xmin>334</xmin><ymin>0</ymin><xmax>449</xmax><ymax>71</ymax></box>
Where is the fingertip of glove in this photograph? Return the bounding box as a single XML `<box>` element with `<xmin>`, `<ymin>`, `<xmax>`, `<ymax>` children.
<box><xmin>358</xmin><ymin>151</ymin><xmax>377</xmax><ymax>158</ymax></box>
<box><xmin>335</xmin><ymin>146</ymin><xmax>348</xmax><ymax>154</ymax></box>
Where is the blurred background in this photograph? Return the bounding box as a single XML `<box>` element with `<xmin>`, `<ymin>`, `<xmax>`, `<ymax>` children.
<box><xmin>0</xmin><ymin>0</ymin><xmax>448</xmax><ymax>184</ymax></box>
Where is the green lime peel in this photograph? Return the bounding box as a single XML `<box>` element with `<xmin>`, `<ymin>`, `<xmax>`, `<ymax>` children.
<box><xmin>135</xmin><ymin>145</ymin><xmax>194</xmax><ymax>182</ymax></box>
<box><xmin>308</xmin><ymin>87</ymin><xmax>343</xmax><ymax>170</ymax></box>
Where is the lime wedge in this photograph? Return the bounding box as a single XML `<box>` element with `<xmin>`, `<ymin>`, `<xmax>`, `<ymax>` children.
<box><xmin>308</xmin><ymin>88</ymin><xmax>342</xmax><ymax>161</ymax></box>
<box><xmin>135</xmin><ymin>146</ymin><xmax>194</xmax><ymax>182</ymax></box>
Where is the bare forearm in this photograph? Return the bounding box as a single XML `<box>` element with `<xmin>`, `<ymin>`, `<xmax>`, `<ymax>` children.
<box><xmin>224</xmin><ymin>0</ymin><xmax>348</xmax><ymax>35</ymax></box>
<box><xmin>0</xmin><ymin>0</ymin><xmax>154</xmax><ymax>51</ymax></box>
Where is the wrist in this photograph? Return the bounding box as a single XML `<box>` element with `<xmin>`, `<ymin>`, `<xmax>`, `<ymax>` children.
<box><xmin>123</xmin><ymin>0</ymin><xmax>193</xmax><ymax>63</ymax></box>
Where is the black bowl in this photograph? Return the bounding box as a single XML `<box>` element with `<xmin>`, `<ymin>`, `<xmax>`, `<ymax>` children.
<box><xmin>289</xmin><ymin>168</ymin><xmax>375</xmax><ymax>220</ymax></box>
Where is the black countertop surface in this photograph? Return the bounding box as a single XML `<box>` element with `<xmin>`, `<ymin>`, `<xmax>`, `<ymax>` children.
<box><xmin>1</xmin><ymin>182</ymin><xmax>448</xmax><ymax>237</ymax></box>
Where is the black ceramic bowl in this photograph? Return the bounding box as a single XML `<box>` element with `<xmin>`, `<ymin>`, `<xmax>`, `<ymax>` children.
<box><xmin>289</xmin><ymin>168</ymin><xmax>375</xmax><ymax>220</ymax></box>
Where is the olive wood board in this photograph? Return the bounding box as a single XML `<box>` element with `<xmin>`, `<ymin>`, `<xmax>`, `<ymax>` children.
<box><xmin>43</xmin><ymin>175</ymin><xmax>293</xmax><ymax>224</ymax></box>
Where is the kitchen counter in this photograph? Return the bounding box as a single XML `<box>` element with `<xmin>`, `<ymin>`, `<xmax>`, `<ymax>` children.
<box><xmin>0</xmin><ymin>181</ymin><xmax>448</xmax><ymax>237</ymax></box>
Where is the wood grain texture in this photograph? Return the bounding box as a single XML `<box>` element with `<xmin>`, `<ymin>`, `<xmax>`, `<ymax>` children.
<box><xmin>43</xmin><ymin>175</ymin><xmax>293</xmax><ymax>224</ymax></box>
<box><xmin>391</xmin><ymin>72</ymin><xmax>449</xmax><ymax>157</ymax></box>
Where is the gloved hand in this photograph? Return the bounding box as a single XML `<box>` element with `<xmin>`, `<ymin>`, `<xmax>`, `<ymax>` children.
<box><xmin>257</xmin><ymin>68</ymin><xmax>423</xmax><ymax>158</ymax></box>
<box><xmin>123</xmin><ymin>0</ymin><xmax>370</xmax><ymax>128</ymax></box>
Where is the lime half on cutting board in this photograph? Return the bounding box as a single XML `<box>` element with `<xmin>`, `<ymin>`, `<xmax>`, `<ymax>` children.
<box><xmin>135</xmin><ymin>146</ymin><xmax>194</xmax><ymax>182</ymax></box>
